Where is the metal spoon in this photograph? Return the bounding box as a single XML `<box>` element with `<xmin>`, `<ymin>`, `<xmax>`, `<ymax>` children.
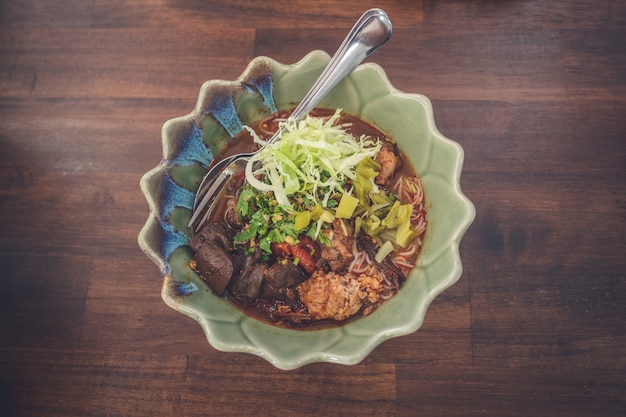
<box><xmin>189</xmin><ymin>8</ymin><xmax>392</xmax><ymax>231</ymax></box>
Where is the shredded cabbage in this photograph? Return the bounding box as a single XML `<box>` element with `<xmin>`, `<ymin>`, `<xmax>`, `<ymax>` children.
<box><xmin>245</xmin><ymin>109</ymin><xmax>381</xmax><ymax>208</ymax></box>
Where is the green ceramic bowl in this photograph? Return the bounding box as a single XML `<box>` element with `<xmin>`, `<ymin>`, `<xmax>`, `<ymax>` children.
<box><xmin>139</xmin><ymin>50</ymin><xmax>475</xmax><ymax>370</ymax></box>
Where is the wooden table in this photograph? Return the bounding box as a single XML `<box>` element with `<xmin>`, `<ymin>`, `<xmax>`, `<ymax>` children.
<box><xmin>1</xmin><ymin>1</ymin><xmax>624</xmax><ymax>416</ymax></box>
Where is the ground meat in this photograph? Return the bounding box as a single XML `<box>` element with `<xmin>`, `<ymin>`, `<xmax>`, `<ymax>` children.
<box><xmin>296</xmin><ymin>270</ymin><xmax>385</xmax><ymax>321</ymax></box>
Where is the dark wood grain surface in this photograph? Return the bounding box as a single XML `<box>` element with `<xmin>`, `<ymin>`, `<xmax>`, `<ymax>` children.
<box><xmin>1</xmin><ymin>1</ymin><xmax>624</xmax><ymax>416</ymax></box>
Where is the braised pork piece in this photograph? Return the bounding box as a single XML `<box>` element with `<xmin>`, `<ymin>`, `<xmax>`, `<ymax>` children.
<box><xmin>190</xmin><ymin>109</ymin><xmax>427</xmax><ymax>328</ymax></box>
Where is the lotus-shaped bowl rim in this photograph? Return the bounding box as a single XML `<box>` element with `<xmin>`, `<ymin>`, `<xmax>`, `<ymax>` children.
<box><xmin>139</xmin><ymin>50</ymin><xmax>475</xmax><ymax>370</ymax></box>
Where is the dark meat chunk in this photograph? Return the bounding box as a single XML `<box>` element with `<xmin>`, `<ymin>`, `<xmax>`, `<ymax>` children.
<box><xmin>230</xmin><ymin>264</ymin><xmax>266</xmax><ymax>304</ymax></box>
<box><xmin>318</xmin><ymin>219</ymin><xmax>354</xmax><ymax>273</ymax></box>
<box><xmin>190</xmin><ymin>222</ymin><xmax>237</xmax><ymax>295</ymax></box>
<box><xmin>260</xmin><ymin>262</ymin><xmax>306</xmax><ymax>301</ymax></box>
<box><xmin>191</xmin><ymin>240</ymin><xmax>235</xmax><ymax>296</ymax></box>
<box><xmin>190</xmin><ymin>222</ymin><xmax>233</xmax><ymax>252</ymax></box>
<box><xmin>229</xmin><ymin>249</ymin><xmax>264</xmax><ymax>304</ymax></box>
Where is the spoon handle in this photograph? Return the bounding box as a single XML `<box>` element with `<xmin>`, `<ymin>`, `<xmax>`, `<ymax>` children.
<box><xmin>269</xmin><ymin>9</ymin><xmax>392</xmax><ymax>142</ymax></box>
<box><xmin>189</xmin><ymin>10</ymin><xmax>392</xmax><ymax>229</ymax></box>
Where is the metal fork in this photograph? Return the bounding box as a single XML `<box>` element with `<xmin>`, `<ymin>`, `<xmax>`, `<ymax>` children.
<box><xmin>188</xmin><ymin>8</ymin><xmax>392</xmax><ymax>231</ymax></box>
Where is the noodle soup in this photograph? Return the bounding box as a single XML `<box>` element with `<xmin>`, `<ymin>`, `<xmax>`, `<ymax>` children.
<box><xmin>189</xmin><ymin>109</ymin><xmax>427</xmax><ymax>328</ymax></box>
